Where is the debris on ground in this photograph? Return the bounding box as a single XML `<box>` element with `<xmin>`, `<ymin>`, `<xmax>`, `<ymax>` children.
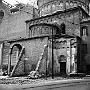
<box><xmin>28</xmin><ymin>71</ymin><xmax>41</xmax><ymax>79</ymax></box>
<box><xmin>0</xmin><ymin>75</ymin><xmax>88</xmax><ymax>85</ymax></box>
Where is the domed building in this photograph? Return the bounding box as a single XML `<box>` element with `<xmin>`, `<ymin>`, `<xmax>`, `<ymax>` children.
<box><xmin>0</xmin><ymin>0</ymin><xmax>90</xmax><ymax>77</ymax></box>
<box><xmin>37</xmin><ymin>0</ymin><xmax>89</xmax><ymax>17</ymax></box>
<box><xmin>25</xmin><ymin>0</ymin><xmax>90</xmax><ymax>76</ymax></box>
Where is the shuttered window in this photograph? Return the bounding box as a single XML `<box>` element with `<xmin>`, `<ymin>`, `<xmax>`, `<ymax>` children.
<box><xmin>81</xmin><ymin>26</ymin><xmax>88</xmax><ymax>36</ymax></box>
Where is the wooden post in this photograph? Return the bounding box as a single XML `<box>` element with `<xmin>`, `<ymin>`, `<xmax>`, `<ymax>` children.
<box><xmin>70</xmin><ymin>39</ymin><xmax>72</xmax><ymax>73</ymax></box>
<box><xmin>45</xmin><ymin>45</ymin><xmax>48</xmax><ymax>80</ymax></box>
<box><xmin>0</xmin><ymin>43</ymin><xmax>3</xmax><ymax>73</ymax></box>
<box><xmin>8</xmin><ymin>49</ymin><xmax>11</xmax><ymax>76</ymax></box>
<box><xmin>45</xmin><ymin>45</ymin><xmax>47</xmax><ymax>79</ymax></box>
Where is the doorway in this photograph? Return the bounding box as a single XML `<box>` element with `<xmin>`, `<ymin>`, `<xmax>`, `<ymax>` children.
<box><xmin>86</xmin><ymin>64</ymin><xmax>90</xmax><ymax>74</ymax></box>
<box><xmin>60</xmin><ymin>62</ymin><xmax>66</xmax><ymax>75</ymax></box>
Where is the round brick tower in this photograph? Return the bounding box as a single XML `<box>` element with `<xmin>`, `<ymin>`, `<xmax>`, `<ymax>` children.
<box><xmin>37</xmin><ymin>0</ymin><xmax>90</xmax><ymax>17</ymax></box>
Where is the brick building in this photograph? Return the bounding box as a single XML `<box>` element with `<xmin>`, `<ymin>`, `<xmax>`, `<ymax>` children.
<box><xmin>0</xmin><ymin>0</ymin><xmax>90</xmax><ymax>76</ymax></box>
<box><xmin>0</xmin><ymin>0</ymin><xmax>39</xmax><ymax>76</ymax></box>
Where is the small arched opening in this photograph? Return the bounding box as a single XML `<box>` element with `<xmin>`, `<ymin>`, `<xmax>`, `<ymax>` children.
<box><xmin>10</xmin><ymin>44</ymin><xmax>22</xmax><ymax>72</ymax></box>
<box><xmin>60</xmin><ymin>23</ymin><xmax>65</xmax><ymax>34</ymax></box>
<box><xmin>0</xmin><ymin>10</ymin><xmax>4</xmax><ymax>20</ymax></box>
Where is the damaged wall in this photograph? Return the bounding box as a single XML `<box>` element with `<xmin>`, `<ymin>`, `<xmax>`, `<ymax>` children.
<box><xmin>9</xmin><ymin>37</ymin><xmax>48</xmax><ymax>75</ymax></box>
<box><xmin>0</xmin><ymin>1</ymin><xmax>34</xmax><ymax>41</ymax></box>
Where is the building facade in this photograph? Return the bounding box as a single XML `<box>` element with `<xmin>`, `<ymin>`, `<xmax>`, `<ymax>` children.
<box><xmin>0</xmin><ymin>0</ymin><xmax>90</xmax><ymax>76</ymax></box>
<box><xmin>80</xmin><ymin>18</ymin><xmax>90</xmax><ymax>74</ymax></box>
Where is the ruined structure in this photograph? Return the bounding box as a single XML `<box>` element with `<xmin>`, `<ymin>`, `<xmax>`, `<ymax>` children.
<box><xmin>0</xmin><ymin>0</ymin><xmax>39</xmax><ymax>76</ymax></box>
<box><xmin>0</xmin><ymin>0</ymin><xmax>90</xmax><ymax>76</ymax></box>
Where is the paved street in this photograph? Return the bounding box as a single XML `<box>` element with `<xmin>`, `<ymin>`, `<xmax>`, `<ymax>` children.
<box><xmin>0</xmin><ymin>78</ymin><xmax>90</xmax><ymax>90</ymax></box>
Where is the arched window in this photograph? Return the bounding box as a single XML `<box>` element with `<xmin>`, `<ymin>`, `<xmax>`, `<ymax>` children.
<box><xmin>45</xmin><ymin>27</ymin><xmax>49</xmax><ymax>34</ymax></box>
<box><xmin>34</xmin><ymin>27</ymin><xmax>37</xmax><ymax>36</ymax></box>
<box><xmin>74</xmin><ymin>2</ymin><xmax>77</xmax><ymax>7</ymax></box>
<box><xmin>37</xmin><ymin>27</ymin><xmax>40</xmax><ymax>36</ymax></box>
<box><xmin>41</xmin><ymin>27</ymin><xmax>45</xmax><ymax>34</ymax></box>
<box><xmin>42</xmin><ymin>7</ymin><xmax>44</xmax><ymax>16</ymax></box>
<box><xmin>66</xmin><ymin>1</ymin><xmax>70</xmax><ymax>9</ymax></box>
<box><xmin>70</xmin><ymin>1</ymin><xmax>73</xmax><ymax>7</ymax></box>
<box><xmin>82</xmin><ymin>26</ymin><xmax>88</xmax><ymax>36</ymax></box>
<box><xmin>52</xmin><ymin>2</ymin><xmax>56</xmax><ymax>12</ymax></box>
<box><xmin>31</xmin><ymin>28</ymin><xmax>34</xmax><ymax>37</ymax></box>
<box><xmin>44</xmin><ymin>5</ymin><xmax>48</xmax><ymax>15</ymax></box>
<box><xmin>40</xmin><ymin>9</ymin><xmax>42</xmax><ymax>17</ymax></box>
<box><xmin>59</xmin><ymin>1</ymin><xmax>64</xmax><ymax>10</ymax></box>
<box><xmin>70</xmin><ymin>1</ymin><xmax>73</xmax><ymax>6</ymax></box>
<box><xmin>56</xmin><ymin>1</ymin><xmax>60</xmax><ymax>11</ymax></box>
<box><xmin>0</xmin><ymin>10</ymin><xmax>4</xmax><ymax>20</ymax></box>
<box><xmin>47</xmin><ymin>4</ymin><xmax>51</xmax><ymax>14</ymax></box>
<box><xmin>61</xmin><ymin>23</ymin><xmax>65</xmax><ymax>34</ymax></box>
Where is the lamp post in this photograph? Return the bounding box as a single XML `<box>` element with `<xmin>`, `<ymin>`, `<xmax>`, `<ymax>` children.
<box><xmin>52</xmin><ymin>25</ymin><xmax>54</xmax><ymax>79</ymax></box>
<box><xmin>51</xmin><ymin>20</ymin><xmax>58</xmax><ymax>79</ymax></box>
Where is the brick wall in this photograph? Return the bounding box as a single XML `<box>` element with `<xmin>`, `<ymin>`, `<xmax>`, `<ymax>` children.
<box><xmin>11</xmin><ymin>54</ymin><xmax>25</xmax><ymax>76</ymax></box>
<box><xmin>27</xmin><ymin>8</ymin><xmax>81</xmax><ymax>37</ymax></box>
<box><xmin>10</xmin><ymin>37</ymin><xmax>48</xmax><ymax>75</ymax></box>
<box><xmin>0</xmin><ymin>3</ymin><xmax>33</xmax><ymax>41</ymax></box>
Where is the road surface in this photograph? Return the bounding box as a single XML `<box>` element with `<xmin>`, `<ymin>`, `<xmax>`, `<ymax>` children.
<box><xmin>0</xmin><ymin>78</ymin><xmax>90</xmax><ymax>90</ymax></box>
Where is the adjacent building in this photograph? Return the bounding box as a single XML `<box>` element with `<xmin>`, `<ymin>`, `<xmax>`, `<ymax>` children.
<box><xmin>0</xmin><ymin>0</ymin><xmax>39</xmax><ymax>76</ymax></box>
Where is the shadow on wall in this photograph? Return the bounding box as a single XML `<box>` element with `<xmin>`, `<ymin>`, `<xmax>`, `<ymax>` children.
<box><xmin>31</xmin><ymin>64</ymin><xmax>36</xmax><ymax>71</ymax></box>
<box><xmin>85</xmin><ymin>54</ymin><xmax>90</xmax><ymax>74</ymax></box>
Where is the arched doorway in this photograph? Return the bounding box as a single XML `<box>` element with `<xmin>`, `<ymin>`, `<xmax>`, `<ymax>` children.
<box><xmin>58</xmin><ymin>55</ymin><xmax>66</xmax><ymax>76</ymax></box>
<box><xmin>10</xmin><ymin>44</ymin><xmax>22</xmax><ymax>72</ymax></box>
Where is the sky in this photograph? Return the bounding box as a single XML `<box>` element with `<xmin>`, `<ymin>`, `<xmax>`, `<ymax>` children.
<box><xmin>4</xmin><ymin>0</ymin><xmax>37</xmax><ymax>6</ymax></box>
